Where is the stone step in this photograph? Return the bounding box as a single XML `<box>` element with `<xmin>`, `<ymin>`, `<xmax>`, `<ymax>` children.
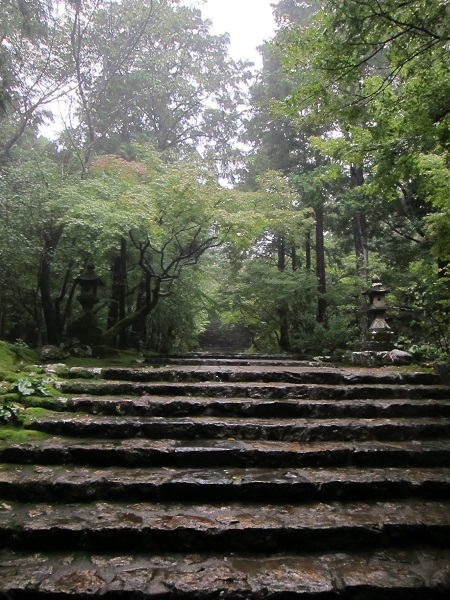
<box><xmin>3</xmin><ymin>437</ymin><xmax>450</xmax><ymax>468</ymax></box>
<box><xmin>147</xmin><ymin>357</ymin><xmax>324</xmax><ymax>366</ymax></box>
<box><xmin>60</xmin><ymin>380</ymin><xmax>449</xmax><ymax>399</ymax></box>
<box><xmin>1</xmin><ymin>465</ymin><xmax>449</xmax><ymax>503</ymax></box>
<box><xmin>67</xmin><ymin>366</ymin><xmax>442</xmax><ymax>386</ymax></box>
<box><xmin>26</xmin><ymin>413</ymin><xmax>450</xmax><ymax>442</ymax></box>
<box><xmin>44</xmin><ymin>395</ymin><xmax>450</xmax><ymax>419</ymax></box>
<box><xmin>1</xmin><ymin>548</ymin><xmax>450</xmax><ymax>598</ymax></box>
<box><xmin>1</xmin><ymin>500</ymin><xmax>449</xmax><ymax>553</ymax></box>
<box><xmin>3</xmin><ymin>360</ymin><xmax>450</xmax><ymax>597</ymax></box>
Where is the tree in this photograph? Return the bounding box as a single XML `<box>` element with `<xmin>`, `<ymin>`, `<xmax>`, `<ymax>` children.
<box><xmin>241</xmin><ymin>3</ymin><xmax>339</xmax><ymax>336</ymax></box>
<box><xmin>61</xmin><ymin>0</ymin><xmax>250</xmax><ymax>174</ymax></box>
<box><xmin>278</xmin><ymin>0</ymin><xmax>450</xmax><ymax>261</ymax></box>
<box><xmin>0</xmin><ymin>0</ymin><xmax>71</xmax><ymax>159</ymax></box>
<box><xmin>273</xmin><ymin>0</ymin><xmax>450</xmax><ymax>353</ymax></box>
<box><xmin>59</xmin><ymin>148</ymin><xmax>226</xmax><ymax>347</ymax></box>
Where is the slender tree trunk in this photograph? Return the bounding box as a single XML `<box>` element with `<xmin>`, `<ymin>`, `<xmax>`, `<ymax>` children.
<box><xmin>315</xmin><ymin>207</ymin><xmax>327</xmax><ymax>323</ymax></box>
<box><xmin>39</xmin><ymin>229</ymin><xmax>63</xmax><ymax>345</ymax></box>
<box><xmin>305</xmin><ymin>229</ymin><xmax>311</xmax><ymax>272</ymax></box>
<box><xmin>350</xmin><ymin>165</ymin><xmax>369</xmax><ymax>342</ymax></box>
<box><xmin>277</xmin><ymin>235</ymin><xmax>290</xmax><ymax>351</ymax></box>
<box><xmin>107</xmin><ymin>237</ymin><xmax>128</xmax><ymax>348</ymax></box>
<box><xmin>130</xmin><ymin>275</ymin><xmax>149</xmax><ymax>348</ymax></box>
<box><xmin>292</xmin><ymin>246</ymin><xmax>298</xmax><ymax>271</ymax></box>
<box><xmin>350</xmin><ymin>165</ymin><xmax>369</xmax><ymax>278</ymax></box>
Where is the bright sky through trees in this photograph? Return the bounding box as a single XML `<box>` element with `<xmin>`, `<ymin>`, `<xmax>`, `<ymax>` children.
<box><xmin>186</xmin><ymin>0</ymin><xmax>276</xmax><ymax>66</ymax></box>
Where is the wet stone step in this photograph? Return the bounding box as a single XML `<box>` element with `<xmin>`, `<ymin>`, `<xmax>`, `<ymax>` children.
<box><xmin>67</xmin><ymin>366</ymin><xmax>442</xmax><ymax>386</ymax></box>
<box><xmin>59</xmin><ymin>380</ymin><xmax>450</xmax><ymax>400</ymax></box>
<box><xmin>1</xmin><ymin>465</ymin><xmax>450</xmax><ymax>503</ymax></box>
<box><xmin>1</xmin><ymin>500</ymin><xmax>449</xmax><ymax>553</ymax></box>
<box><xmin>25</xmin><ymin>414</ymin><xmax>450</xmax><ymax>442</ymax></box>
<box><xmin>146</xmin><ymin>356</ymin><xmax>321</xmax><ymax>366</ymax></box>
<box><xmin>1</xmin><ymin>548</ymin><xmax>449</xmax><ymax>598</ymax></box>
<box><xmin>3</xmin><ymin>438</ymin><xmax>450</xmax><ymax>468</ymax></box>
<box><xmin>44</xmin><ymin>395</ymin><xmax>450</xmax><ymax>419</ymax></box>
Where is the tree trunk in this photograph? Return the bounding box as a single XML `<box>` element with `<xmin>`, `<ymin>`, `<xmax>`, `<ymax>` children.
<box><xmin>102</xmin><ymin>274</ymin><xmax>160</xmax><ymax>348</ymax></box>
<box><xmin>39</xmin><ymin>229</ymin><xmax>63</xmax><ymax>345</ymax></box>
<box><xmin>305</xmin><ymin>229</ymin><xmax>311</xmax><ymax>272</ymax></box>
<box><xmin>292</xmin><ymin>246</ymin><xmax>298</xmax><ymax>271</ymax></box>
<box><xmin>315</xmin><ymin>206</ymin><xmax>327</xmax><ymax>323</ymax></box>
<box><xmin>130</xmin><ymin>275</ymin><xmax>149</xmax><ymax>348</ymax></box>
<box><xmin>107</xmin><ymin>237</ymin><xmax>128</xmax><ymax>348</ymax></box>
<box><xmin>277</xmin><ymin>235</ymin><xmax>290</xmax><ymax>351</ymax></box>
<box><xmin>350</xmin><ymin>164</ymin><xmax>369</xmax><ymax>278</ymax></box>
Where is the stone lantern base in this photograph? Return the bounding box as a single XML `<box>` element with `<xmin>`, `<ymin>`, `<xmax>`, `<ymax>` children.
<box><xmin>66</xmin><ymin>313</ymin><xmax>103</xmax><ymax>346</ymax></box>
<box><xmin>352</xmin><ymin>349</ymin><xmax>413</xmax><ymax>367</ymax></box>
<box><xmin>363</xmin><ymin>328</ymin><xmax>396</xmax><ymax>352</ymax></box>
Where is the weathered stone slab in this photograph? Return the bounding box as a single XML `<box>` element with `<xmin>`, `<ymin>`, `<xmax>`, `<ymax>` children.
<box><xmin>2</xmin><ymin>437</ymin><xmax>450</xmax><ymax>468</ymax></box>
<box><xmin>1</xmin><ymin>500</ymin><xmax>450</xmax><ymax>552</ymax></box>
<box><xmin>25</xmin><ymin>413</ymin><xmax>450</xmax><ymax>442</ymax></box>
<box><xmin>39</xmin><ymin>395</ymin><xmax>450</xmax><ymax>420</ymax></box>
<box><xmin>1</xmin><ymin>464</ymin><xmax>449</xmax><ymax>503</ymax></box>
<box><xmin>60</xmin><ymin>380</ymin><xmax>450</xmax><ymax>399</ymax></box>
<box><xmin>66</xmin><ymin>365</ymin><xmax>442</xmax><ymax>386</ymax></box>
<box><xmin>1</xmin><ymin>549</ymin><xmax>449</xmax><ymax>598</ymax></box>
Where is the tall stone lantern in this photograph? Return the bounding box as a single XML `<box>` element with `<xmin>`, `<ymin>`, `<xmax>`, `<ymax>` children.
<box><xmin>67</xmin><ymin>262</ymin><xmax>104</xmax><ymax>345</ymax></box>
<box><xmin>362</xmin><ymin>275</ymin><xmax>395</xmax><ymax>351</ymax></box>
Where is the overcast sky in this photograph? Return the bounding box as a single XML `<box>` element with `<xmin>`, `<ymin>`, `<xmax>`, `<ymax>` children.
<box><xmin>186</xmin><ymin>0</ymin><xmax>276</xmax><ymax>67</ymax></box>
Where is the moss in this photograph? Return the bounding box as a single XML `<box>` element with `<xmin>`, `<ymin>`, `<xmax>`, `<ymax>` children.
<box><xmin>1</xmin><ymin>393</ymin><xmax>20</xmax><ymax>402</ymax></box>
<box><xmin>20</xmin><ymin>396</ymin><xmax>63</xmax><ymax>410</ymax></box>
<box><xmin>64</xmin><ymin>349</ymin><xmax>144</xmax><ymax>368</ymax></box>
<box><xmin>23</xmin><ymin>407</ymin><xmax>55</xmax><ymax>420</ymax></box>
<box><xmin>0</xmin><ymin>427</ymin><xmax>51</xmax><ymax>443</ymax></box>
<box><xmin>0</xmin><ymin>341</ymin><xmax>38</xmax><ymax>376</ymax></box>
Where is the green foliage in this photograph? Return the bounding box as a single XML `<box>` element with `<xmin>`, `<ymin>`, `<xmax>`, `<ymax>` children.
<box><xmin>0</xmin><ymin>398</ymin><xmax>23</xmax><ymax>425</ymax></box>
<box><xmin>10</xmin><ymin>376</ymin><xmax>55</xmax><ymax>398</ymax></box>
<box><xmin>0</xmin><ymin>340</ymin><xmax>40</xmax><ymax>425</ymax></box>
<box><xmin>0</xmin><ymin>0</ymin><xmax>448</xmax><ymax>358</ymax></box>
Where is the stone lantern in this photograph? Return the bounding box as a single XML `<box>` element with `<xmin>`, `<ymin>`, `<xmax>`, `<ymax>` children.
<box><xmin>362</xmin><ymin>275</ymin><xmax>395</xmax><ymax>350</ymax></box>
<box><xmin>67</xmin><ymin>262</ymin><xmax>104</xmax><ymax>345</ymax></box>
<box><xmin>75</xmin><ymin>262</ymin><xmax>104</xmax><ymax>314</ymax></box>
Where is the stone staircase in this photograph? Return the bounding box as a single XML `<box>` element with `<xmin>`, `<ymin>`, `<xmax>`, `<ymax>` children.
<box><xmin>1</xmin><ymin>356</ymin><xmax>450</xmax><ymax>598</ymax></box>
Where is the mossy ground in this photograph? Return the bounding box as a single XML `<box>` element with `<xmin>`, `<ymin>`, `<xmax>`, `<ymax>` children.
<box><xmin>64</xmin><ymin>349</ymin><xmax>146</xmax><ymax>368</ymax></box>
<box><xmin>0</xmin><ymin>341</ymin><xmax>147</xmax><ymax>433</ymax></box>
<box><xmin>0</xmin><ymin>341</ymin><xmax>38</xmax><ymax>375</ymax></box>
<box><xmin>0</xmin><ymin>427</ymin><xmax>50</xmax><ymax>444</ymax></box>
